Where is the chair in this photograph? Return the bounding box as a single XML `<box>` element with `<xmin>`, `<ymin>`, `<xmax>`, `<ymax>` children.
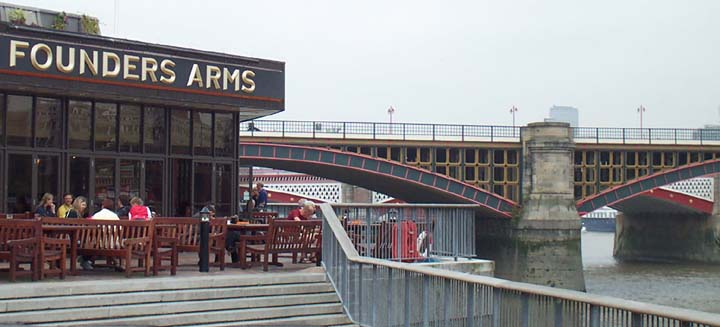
<box><xmin>0</xmin><ymin>219</ymin><xmax>41</xmax><ymax>281</ymax></box>
<box><xmin>240</xmin><ymin>220</ymin><xmax>322</xmax><ymax>271</ymax></box>
<box><xmin>39</xmin><ymin>236</ymin><xmax>69</xmax><ymax>279</ymax></box>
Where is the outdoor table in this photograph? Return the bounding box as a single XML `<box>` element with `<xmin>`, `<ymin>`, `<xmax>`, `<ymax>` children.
<box><xmin>41</xmin><ymin>225</ymin><xmax>92</xmax><ymax>275</ymax></box>
<box><xmin>227</xmin><ymin>223</ymin><xmax>269</xmax><ymax>268</ymax></box>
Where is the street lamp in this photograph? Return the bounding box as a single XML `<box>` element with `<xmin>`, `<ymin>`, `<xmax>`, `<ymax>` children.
<box><xmin>509</xmin><ymin>106</ymin><xmax>518</xmax><ymax>128</ymax></box>
<box><xmin>637</xmin><ymin>105</ymin><xmax>646</xmax><ymax>129</ymax></box>
<box><xmin>387</xmin><ymin>106</ymin><xmax>395</xmax><ymax>135</ymax></box>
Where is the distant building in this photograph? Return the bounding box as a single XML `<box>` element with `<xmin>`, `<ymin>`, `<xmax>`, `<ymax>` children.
<box><xmin>545</xmin><ymin>105</ymin><xmax>579</xmax><ymax>127</ymax></box>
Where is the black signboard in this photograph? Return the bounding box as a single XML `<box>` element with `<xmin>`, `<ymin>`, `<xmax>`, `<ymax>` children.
<box><xmin>0</xmin><ymin>26</ymin><xmax>284</xmax><ymax>114</ymax></box>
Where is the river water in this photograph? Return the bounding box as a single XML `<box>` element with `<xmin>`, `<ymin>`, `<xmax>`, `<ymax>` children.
<box><xmin>582</xmin><ymin>231</ymin><xmax>720</xmax><ymax>314</ymax></box>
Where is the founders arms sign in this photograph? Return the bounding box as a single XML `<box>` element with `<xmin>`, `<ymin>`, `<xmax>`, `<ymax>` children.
<box><xmin>0</xmin><ymin>32</ymin><xmax>284</xmax><ymax>112</ymax></box>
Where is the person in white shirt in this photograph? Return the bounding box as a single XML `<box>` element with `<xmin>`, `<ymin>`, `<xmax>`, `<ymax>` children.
<box><xmin>92</xmin><ymin>198</ymin><xmax>119</xmax><ymax>220</ymax></box>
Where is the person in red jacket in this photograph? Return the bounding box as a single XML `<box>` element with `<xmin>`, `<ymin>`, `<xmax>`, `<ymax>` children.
<box><xmin>128</xmin><ymin>196</ymin><xmax>152</xmax><ymax>220</ymax></box>
<box><xmin>287</xmin><ymin>200</ymin><xmax>315</xmax><ymax>221</ymax></box>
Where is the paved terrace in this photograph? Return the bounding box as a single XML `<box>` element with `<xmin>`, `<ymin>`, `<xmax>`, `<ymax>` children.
<box><xmin>0</xmin><ymin>251</ymin><xmax>322</xmax><ymax>285</ymax></box>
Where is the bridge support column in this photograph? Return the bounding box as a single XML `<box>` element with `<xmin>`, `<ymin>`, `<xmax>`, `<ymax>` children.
<box><xmin>615</xmin><ymin>176</ymin><xmax>720</xmax><ymax>262</ymax></box>
<box><xmin>477</xmin><ymin>122</ymin><xmax>585</xmax><ymax>291</ymax></box>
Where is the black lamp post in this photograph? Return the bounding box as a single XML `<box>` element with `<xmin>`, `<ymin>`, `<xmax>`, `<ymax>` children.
<box><xmin>199</xmin><ymin>207</ymin><xmax>210</xmax><ymax>272</ymax></box>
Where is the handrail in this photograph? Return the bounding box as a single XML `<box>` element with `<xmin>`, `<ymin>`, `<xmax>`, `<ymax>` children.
<box><xmin>242</xmin><ymin>119</ymin><xmax>720</xmax><ymax>145</ymax></box>
<box><xmin>319</xmin><ymin>203</ymin><xmax>720</xmax><ymax>325</ymax></box>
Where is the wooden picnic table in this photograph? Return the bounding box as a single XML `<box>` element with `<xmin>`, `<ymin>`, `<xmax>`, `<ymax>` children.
<box><xmin>41</xmin><ymin>224</ymin><xmax>92</xmax><ymax>275</ymax></box>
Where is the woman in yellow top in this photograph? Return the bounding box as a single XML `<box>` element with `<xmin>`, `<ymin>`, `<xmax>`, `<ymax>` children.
<box><xmin>57</xmin><ymin>193</ymin><xmax>74</xmax><ymax>218</ymax></box>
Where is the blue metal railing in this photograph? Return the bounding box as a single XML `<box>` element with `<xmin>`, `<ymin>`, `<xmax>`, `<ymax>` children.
<box><xmin>241</xmin><ymin>120</ymin><xmax>720</xmax><ymax>145</ymax></box>
<box><xmin>319</xmin><ymin>203</ymin><xmax>720</xmax><ymax>326</ymax></box>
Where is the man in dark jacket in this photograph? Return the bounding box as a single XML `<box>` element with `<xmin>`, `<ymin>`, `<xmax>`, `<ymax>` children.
<box><xmin>115</xmin><ymin>194</ymin><xmax>131</xmax><ymax>218</ymax></box>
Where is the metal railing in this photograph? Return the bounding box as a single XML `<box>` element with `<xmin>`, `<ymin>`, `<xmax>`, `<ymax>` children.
<box><xmin>241</xmin><ymin>120</ymin><xmax>720</xmax><ymax>145</ymax></box>
<box><xmin>319</xmin><ymin>203</ymin><xmax>720</xmax><ymax>326</ymax></box>
<box><xmin>331</xmin><ymin>204</ymin><xmax>476</xmax><ymax>261</ymax></box>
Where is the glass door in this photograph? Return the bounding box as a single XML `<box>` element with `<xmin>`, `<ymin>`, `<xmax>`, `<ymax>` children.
<box><xmin>6</xmin><ymin>153</ymin><xmax>60</xmax><ymax>214</ymax></box>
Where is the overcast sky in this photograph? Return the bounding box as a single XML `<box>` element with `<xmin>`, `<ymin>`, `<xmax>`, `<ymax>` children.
<box><xmin>12</xmin><ymin>0</ymin><xmax>720</xmax><ymax>128</ymax></box>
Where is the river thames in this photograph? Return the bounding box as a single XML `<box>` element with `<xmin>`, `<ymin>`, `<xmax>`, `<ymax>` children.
<box><xmin>582</xmin><ymin>231</ymin><xmax>720</xmax><ymax>314</ymax></box>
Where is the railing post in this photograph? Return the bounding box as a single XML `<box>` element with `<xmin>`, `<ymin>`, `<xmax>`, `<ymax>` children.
<box><xmin>313</xmin><ymin>122</ymin><xmax>316</xmax><ymax>139</ymax></box>
<box><xmin>493</xmin><ymin>288</ymin><xmax>501</xmax><ymax>327</ymax></box>
<box><xmin>554</xmin><ymin>300</ymin><xmax>563</xmax><ymax>327</ymax></box>
<box><xmin>595</xmin><ymin>128</ymin><xmax>599</xmax><ymax>144</ymax></box>
<box><xmin>521</xmin><ymin>293</ymin><xmax>529</xmax><ymax>327</ymax></box>
<box><xmin>343</xmin><ymin>122</ymin><xmax>346</xmax><ymax>139</ymax></box>
<box><xmin>700</xmin><ymin>129</ymin><xmax>704</xmax><ymax>145</ymax></box>
<box><xmin>589</xmin><ymin>305</ymin><xmax>600</xmax><ymax>327</ymax></box>
<box><xmin>466</xmin><ymin>283</ymin><xmax>475</xmax><ymax>326</ymax></box>
<box><xmin>373</xmin><ymin>123</ymin><xmax>376</xmax><ymax>140</ymax></box>
<box><xmin>423</xmin><ymin>275</ymin><xmax>430</xmax><ymax>327</ymax></box>
<box><xmin>622</xmin><ymin>128</ymin><xmax>626</xmax><ymax>144</ymax></box>
<box><xmin>281</xmin><ymin>121</ymin><xmax>285</xmax><ymax>138</ymax></box>
<box><xmin>432</xmin><ymin>124</ymin><xmax>436</xmax><ymax>141</ymax></box>
<box><xmin>631</xmin><ymin>312</ymin><xmax>643</xmax><ymax>326</ymax></box>
<box><xmin>490</xmin><ymin>125</ymin><xmax>494</xmax><ymax>142</ymax></box>
<box><xmin>403</xmin><ymin>123</ymin><xmax>406</xmax><ymax>141</ymax></box>
<box><xmin>648</xmin><ymin>128</ymin><xmax>652</xmax><ymax>145</ymax></box>
<box><xmin>371</xmin><ymin>264</ymin><xmax>378</xmax><ymax>326</ymax></box>
<box><xmin>674</xmin><ymin>128</ymin><xmax>678</xmax><ymax>145</ymax></box>
<box><xmin>404</xmin><ymin>271</ymin><xmax>411</xmax><ymax>327</ymax></box>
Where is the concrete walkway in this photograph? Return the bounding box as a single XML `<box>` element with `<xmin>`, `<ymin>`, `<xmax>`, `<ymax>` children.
<box><xmin>0</xmin><ymin>251</ymin><xmax>324</xmax><ymax>285</ymax></box>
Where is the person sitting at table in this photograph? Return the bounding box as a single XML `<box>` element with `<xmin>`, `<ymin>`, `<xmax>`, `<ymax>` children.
<box><xmin>65</xmin><ymin>196</ymin><xmax>89</xmax><ymax>218</ymax></box>
<box><xmin>287</xmin><ymin>201</ymin><xmax>316</xmax><ymax>221</ymax></box>
<box><xmin>92</xmin><ymin>198</ymin><xmax>119</xmax><ymax>220</ymax></box>
<box><xmin>115</xmin><ymin>194</ymin><xmax>131</xmax><ymax>218</ymax></box>
<box><xmin>128</xmin><ymin>197</ymin><xmax>152</xmax><ymax>220</ymax></box>
<box><xmin>34</xmin><ymin>192</ymin><xmax>56</xmax><ymax>217</ymax></box>
<box><xmin>57</xmin><ymin>193</ymin><xmax>73</xmax><ymax>218</ymax></box>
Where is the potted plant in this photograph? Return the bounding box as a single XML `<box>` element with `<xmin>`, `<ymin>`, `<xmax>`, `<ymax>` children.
<box><xmin>51</xmin><ymin>11</ymin><xmax>67</xmax><ymax>30</ymax></box>
<box><xmin>8</xmin><ymin>8</ymin><xmax>26</xmax><ymax>25</ymax></box>
<box><xmin>80</xmin><ymin>14</ymin><xmax>99</xmax><ymax>35</ymax></box>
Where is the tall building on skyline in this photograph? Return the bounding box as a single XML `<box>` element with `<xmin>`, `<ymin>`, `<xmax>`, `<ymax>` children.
<box><xmin>545</xmin><ymin>105</ymin><xmax>579</xmax><ymax>127</ymax></box>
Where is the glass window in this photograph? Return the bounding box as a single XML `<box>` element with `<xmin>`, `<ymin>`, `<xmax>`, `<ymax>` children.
<box><xmin>37</xmin><ymin>155</ymin><xmax>59</xmax><ymax>204</ymax></box>
<box><xmin>193</xmin><ymin>162</ymin><xmax>212</xmax><ymax>213</ymax></box>
<box><xmin>0</xmin><ymin>94</ymin><xmax>5</xmax><ymax>144</ymax></box>
<box><xmin>119</xmin><ymin>160</ymin><xmax>141</xmax><ymax>201</ymax></box>
<box><xmin>171</xmin><ymin>109</ymin><xmax>191</xmax><ymax>155</ymax></box>
<box><xmin>6</xmin><ymin>95</ymin><xmax>33</xmax><ymax>147</ymax></box>
<box><xmin>215</xmin><ymin>113</ymin><xmax>234</xmax><ymax>157</ymax></box>
<box><xmin>35</xmin><ymin>98</ymin><xmax>62</xmax><ymax>148</ymax></box>
<box><xmin>7</xmin><ymin>154</ymin><xmax>32</xmax><ymax>213</ymax></box>
<box><xmin>119</xmin><ymin>104</ymin><xmax>141</xmax><ymax>152</ymax></box>
<box><xmin>94</xmin><ymin>158</ymin><xmax>115</xmax><ymax>214</ymax></box>
<box><xmin>145</xmin><ymin>160</ymin><xmax>164</xmax><ymax>216</ymax></box>
<box><xmin>171</xmin><ymin>159</ymin><xmax>192</xmax><ymax>216</ymax></box>
<box><xmin>144</xmin><ymin>107</ymin><xmax>165</xmax><ymax>154</ymax></box>
<box><xmin>193</xmin><ymin>112</ymin><xmax>212</xmax><ymax>156</ymax></box>
<box><xmin>68</xmin><ymin>100</ymin><xmax>92</xmax><ymax>150</ymax></box>
<box><xmin>215</xmin><ymin>163</ymin><xmax>232</xmax><ymax>216</ymax></box>
<box><xmin>95</xmin><ymin>102</ymin><xmax>117</xmax><ymax>151</ymax></box>
<box><xmin>69</xmin><ymin>156</ymin><xmax>91</xmax><ymax>199</ymax></box>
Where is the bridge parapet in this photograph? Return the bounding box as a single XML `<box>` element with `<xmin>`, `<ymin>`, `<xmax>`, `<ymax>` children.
<box><xmin>242</xmin><ymin>119</ymin><xmax>720</xmax><ymax>145</ymax></box>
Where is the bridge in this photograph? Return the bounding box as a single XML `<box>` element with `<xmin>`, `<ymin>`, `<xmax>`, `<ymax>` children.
<box><xmin>239</xmin><ymin>120</ymin><xmax>720</xmax><ymax>290</ymax></box>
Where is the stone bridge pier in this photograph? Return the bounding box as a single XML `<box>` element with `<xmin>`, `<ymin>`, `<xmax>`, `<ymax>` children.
<box><xmin>614</xmin><ymin>175</ymin><xmax>720</xmax><ymax>263</ymax></box>
<box><xmin>476</xmin><ymin>122</ymin><xmax>585</xmax><ymax>291</ymax></box>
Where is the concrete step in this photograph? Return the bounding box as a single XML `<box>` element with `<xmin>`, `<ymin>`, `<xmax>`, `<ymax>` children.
<box><xmin>0</xmin><ymin>293</ymin><xmax>340</xmax><ymax>324</ymax></box>
<box><xmin>0</xmin><ymin>273</ymin><xmax>327</xmax><ymax>300</ymax></box>
<box><xmin>194</xmin><ymin>313</ymin><xmax>354</xmax><ymax>326</ymax></box>
<box><xmin>35</xmin><ymin>303</ymin><xmax>346</xmax><ymax>327</ymax></box>
<box><xmin>0</xmin><ymin>282</ymin><xmax>333</xmax><ymax>313</ymax></box>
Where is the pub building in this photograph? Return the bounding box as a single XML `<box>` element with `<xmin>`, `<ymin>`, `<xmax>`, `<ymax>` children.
<box><xmin>0</xmin><ymin>6</ymin><xmax>284</xmax><ymax>217</ymax></box>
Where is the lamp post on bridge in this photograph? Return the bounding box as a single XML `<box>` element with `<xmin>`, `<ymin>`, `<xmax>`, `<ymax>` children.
<box><xmin>387</xmin><ymin>106</ymin><xmax>395</xmax><ymax>134</ymax></box>
<box><xmin>510</xmin><ymin>106</ymin><xmax>518</xmax><ymax>136</ymax></box>
<box><xmin>637</xmin><ymin>105</ymin><xmax>646</xmax><ymax>129</ymax></box>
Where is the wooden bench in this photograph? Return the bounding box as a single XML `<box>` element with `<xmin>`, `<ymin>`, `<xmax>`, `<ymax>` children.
<box><xmin>152</xmin><ymin>217</ymin><xmax>227</xmax><ymax>275</ymax></box>
<box><xmin>47</xmin><ymin>219</ymin><xmax>154</xmax><ymax>278</ymax></box>
<box><xmin>239</xmin><ymin>220</ymin><xmax>321</xmax><ymax>271</ymax></box>
<box><xmin>0</xmin><ymin>219</ymin><xmax>41</xmax><ymax>281</ymax></box>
